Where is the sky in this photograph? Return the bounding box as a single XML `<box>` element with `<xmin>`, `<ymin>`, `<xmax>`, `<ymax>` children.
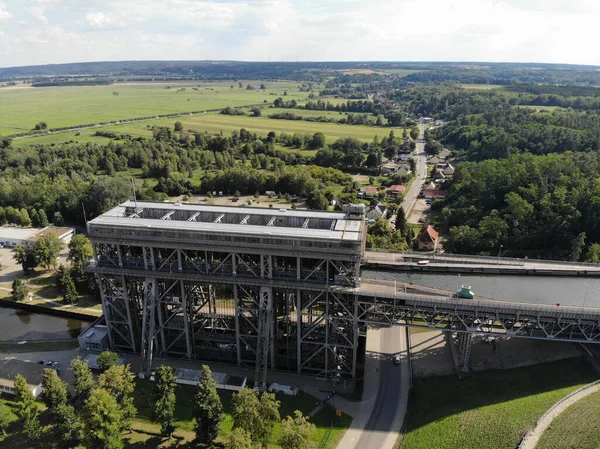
<box><xmin>0</xmin><ymin>0</ymin><xmax>599</xmax><ymax>68</ymax></box>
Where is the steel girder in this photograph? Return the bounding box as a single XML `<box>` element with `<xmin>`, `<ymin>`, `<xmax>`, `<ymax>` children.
<box><xmin>93</xmin><ymin>243</ymin><xmax>360</xmax><ymax>288</ymax></box>
<box><xmin>356</xmin><ymin>294</ymin><xmax>600</xmax><ymax>344</ymax></box>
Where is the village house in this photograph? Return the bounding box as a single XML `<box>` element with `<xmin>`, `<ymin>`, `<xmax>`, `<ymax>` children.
<box><xmin>424</xmin><ymin>189</ymin><xmax>448</xmax><ymax>199</ymax></box>
<box><xmin>0</xmin><ymin>359</ymin><xmax>45</xmax><ymax>398</ymax></box>
<box><xmin>365</xmin><ymin>203</ymin><xmax>388</xmax><ymax>222</ymax></box>
<box><xmin>396</xmin><ymin>164</ymin><xmax>412</xmax><ymax>177</ymax></box>
<box><xmin>417</xmin><ymin>225</ymin><xmax>439</xmax><ymax>251</ymax></box>
<box><xmin>387</xmin><ymin>185</ymin><xmax>406</xmax><ymax>196</ymax></box>
<box><xmin>441</xmin><ymin>163</ymin><xmax>455</xmax><ymax>176</ymax></box>
<box><xmin>359</xmin><ymin>187</ymin><xmax>379</xmax><ymax>198</ymax></box>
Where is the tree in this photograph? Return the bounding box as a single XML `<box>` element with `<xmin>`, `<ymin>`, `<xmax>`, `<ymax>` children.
<box><xmin>41</xmin><ymin>368</ymin><xmax>68</xmax><ymax>411</ymax></box>
<box><xmin>279</xmin><ymin>411</ymin><xmax>316</xmax><ymax>449</ymax></box>
<box><xmin>34</xmin><ymin>121</ymin><xmax>48</xmax><ymax>130</ymax></box>
<box><xmin>569</xmin><ymin>232</ymin><xmax>586</xmax><ymax>262</ymax></box>
<box><xmin>61</xmin><ymin>270</ymin><xmax>79</xmax><ymax>304</ymax></box>
<box><xmin>194</xmin><ymin>365</ymin><xmax>223</xmax><ymax>445</ymax></box>
<box><xmin>71</xmin><ymin>358</ymin><xmax>95</xmax><ymax>404</ymax></box>
<box><xmin>83</xmin><ymin>388</ymin><xmax>124</xmax><ymax>449</ymax></box>
<box><xmin>410</xmin><ymin>126</ymin><xmax>420</xmax><ymax>140</ymax></box>
<box><xmin>0</xmin><ymin>398</ymin><xmax>11</xmax><ymax>436</ymax></box>
<box><xmin>584</xmin><ymin>243</ymin><xmax>600</xmax><ymax>263</ymax></box>
<box><xmin>98</xmin><ymin>364</ymin><xmax>137</xmax><ymax>431</ymax></box>
<box><xmin>67</xmin><ymin>234</ymin><xmax>92</xmax><ymax>272</ymax></box>
<box><xmin>309</xmin><ymin>132</ymin><xmax>326</xmax><ymax>149</ymax></box>
<box><xmin>152</xmin><ymin>365</ymin><xmax>176</xmax><ymax>437</ymax></box>
<box><xmin>11</xmin><ymin>279</ymin><xmax>28</xmax><ymax>302</ymax></box>
<box><xmin>395</xmin><ymin>207</ymin><xmax>408</xmax><ymax>235</ymax></box>
<box><xmin>53</xmin><ymin>403</ymin><xmax>83</xmax><ymax>449</ymax></box>
<box><xmin>97</xmin><ymin>351</ymin><xmax>119</xmax><ymax>372</ymax></box>
<box><xmin>174</xmin><ymin>121</ymin><xmax>183</xmax><ymax>132</ymax></box>
<box><xmin>226</xmin><ymin>428</ymin><xmax>255</xmax><ymax>449</ymax></box>
<box><xmin>14</xmin><ymin>244</ymin><xmax>37</xmax><ymax>273</ymax></box>
<box><xmin>38</xmin><ymin>209</ymin><xmax>49</xmax><ymax>227</ymax></box>
<box><xmin>53</xmin><ymin>211</ymin><xmax>64</xmax><ymax>225</ymax></box>
<box><xmin>14</xmin><ymin>374</ymin><xmax>41</xmax><ymax>441</ymax></box>
<box><xmin>424</xmin><ymin>140</ymin><xmax>442</xmax><ymax>156</ymax></box>
<box><xmin>251</xmin><ymin>107</ymin><xmax>262</xmax><ymax>117</ymax></box>
<box><xmin>33</xmin><ymin>233</ymin><xmax>64</xmax><ymax>270</ymax></box>
<box><xmin>232</xmin><ymin>387</ymin><xmax>280</xmax><ymax>446</ymax></box>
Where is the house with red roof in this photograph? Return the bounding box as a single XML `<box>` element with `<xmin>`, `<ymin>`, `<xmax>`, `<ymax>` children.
<box><xmin>417</xmin><ymin>225</ymin><xmax>439</xmax><ymax>251</ymax></box>
<box><xmin>423</xmin><ymin>189</ymin><xmax>447</xmax><ymax>199</ymax></box>
<box><xmin>387</xmin><ymin>185</ymin><xmax>406</xmax><ymax>196</ymax></box>
<box><xmin>359</xmin><ymin>187</ymin><xmax>379</xmax><ymax>198</ymax></box>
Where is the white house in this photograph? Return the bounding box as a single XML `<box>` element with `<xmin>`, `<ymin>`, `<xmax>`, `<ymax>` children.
<box><xmin>0</xmin><ymin>359</ymin><xmax>45</xmax><ymax>398</ymax></box>
<box><xmin>0</xmin><ymin>226</ymin><xmax>75</xmax><ymax>249</ymax></box>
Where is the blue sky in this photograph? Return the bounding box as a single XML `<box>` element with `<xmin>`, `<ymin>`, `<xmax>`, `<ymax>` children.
<box><xmin>0</xmin><ymin>0</ymin><xmax>599</xmax><ymax>67</ymax></box>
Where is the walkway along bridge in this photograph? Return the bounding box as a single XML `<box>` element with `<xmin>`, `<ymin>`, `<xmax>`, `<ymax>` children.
<box><xmin>86</xmin><ymin>201</ymin><xmax>600</xmax><ymax>383</ymax></box>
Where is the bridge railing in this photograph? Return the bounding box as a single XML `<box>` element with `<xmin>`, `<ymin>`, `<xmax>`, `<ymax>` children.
<box><xmin>357</xmin><ymin>286</ymin><xmax>600</xmax><ymax>319</ymax></box>
<box><xmin>366</xmin><ymin>250</ymin><xmax>600</xmax><ymax>269</ymax></box>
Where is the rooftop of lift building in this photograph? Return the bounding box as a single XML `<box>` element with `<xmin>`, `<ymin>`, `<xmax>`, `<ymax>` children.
<box><xmin>88</xmin><ymin>201</ymin><xmax>366</xmax><ymax>243</ymax></box>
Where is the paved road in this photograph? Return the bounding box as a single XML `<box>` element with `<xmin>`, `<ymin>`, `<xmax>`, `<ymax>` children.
<box><xmin>400</xmin><ymin>123</ymin><xmax>427</xmax><ymax>216</ymax></box>
<box><xmin>336</xmin><ymin>326</ymin><xmax>410</xmax><ymax>449</ymax></box>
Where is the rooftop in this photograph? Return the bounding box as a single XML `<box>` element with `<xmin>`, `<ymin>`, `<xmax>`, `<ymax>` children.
<box><xmin>89</xmin><ymin>201</ymin><xmax>365</xmax><ymax>242</ymax></box>
<box><xmin>0</xmin><ymin>226</ymin><xmax>40</xmax><ymax>240</ymax></box>
<box><xmin>0</xmin><ymin>359</ymin><xmax>45</xmax><ymax>389</ymax></box>
<box><xmin>28</xmin><ymin>227</ymin><xmax>74</xmax><ymax>242</ymax></box>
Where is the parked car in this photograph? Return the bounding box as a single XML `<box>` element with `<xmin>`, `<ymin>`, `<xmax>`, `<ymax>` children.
<box><xmin>418</xmin><ymin>217</ymin><xmax>426</xmax><ymax>223</ymax></box>
<box><xmin>393</xmin><ymin>355</ymin><xmax>401</xmax><ymax>365</ymax></box>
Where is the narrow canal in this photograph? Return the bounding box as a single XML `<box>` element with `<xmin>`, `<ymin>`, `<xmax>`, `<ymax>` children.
<box><xmin>363</xmin><ymin>270</ymin><xmax>600</xmax><ymax>309</ymax></box>
<box><xmin>0</xmin><ymin>307</ymin><xmax>85</xmax><ymax>341</ymax></box>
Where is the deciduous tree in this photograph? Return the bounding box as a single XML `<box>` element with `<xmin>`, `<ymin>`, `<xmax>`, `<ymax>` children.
<box><xmin>97</xmin><ymin>351</ymin><xmax>119</xmax><ymax>372</ymax></box>
<box><xmin>83</xmin><ymin>388</ymin><xmax>123</xmax><ymax>449</ymax></box>
<box><xmin>194</xmin><ymin>365</ymin><xmax>223</xmax><ymax>445</ymax></box>
<box><xmin>226</xmin><ymin>428</ymin><xmax>255</xmax><ymax>449</ymax></box>
<box><xmin>14</xmin><ymin>374</ymin><xmax>41</xmax><ymax>441</ymax></box>
<box><xmin>33</xmin><ymin>233</ymin><xmax>63</xmax><ymax>270</ymax></box>
<box><xmin>98</xmin><ymin>364</ymin><xmax>137</xmax><ymax>430</ymax></box>
<box><xmin>279</xmin><ymin>411</ymin><xmax>316</xmax><ymax>449</ymax></box>
<box><xmin>71</xmin><ymin>358</ymin><xmax>95</xmax><ymax>404</ymax></box>
<box><xmin>41</xmin><ymin>368</ymin><xmax>68</xmax><ymax>411</ymax></box>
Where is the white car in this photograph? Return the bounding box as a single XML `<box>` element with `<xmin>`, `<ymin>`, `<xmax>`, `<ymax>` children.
<box><xmin>393</xmin><ymin>355</ymin><xmax>401</xmax><ymax>365</ymax></box>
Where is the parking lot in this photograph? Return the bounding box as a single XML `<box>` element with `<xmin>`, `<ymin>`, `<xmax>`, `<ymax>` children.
<box><xmin>408</xmin><ymin>198</ymin><xmax>431</xmax><ymax>224</ymax></box>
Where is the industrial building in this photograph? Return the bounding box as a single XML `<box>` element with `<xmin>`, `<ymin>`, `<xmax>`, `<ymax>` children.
<box><xmin>87</xmin><ymin>201</ymin><xmax>367</xmax><ymax>386</ymax></box>
<box><xmin>0</xmin><ymin>226</ymin><xmax>75</xmax><ymax>249</ymax></box>
<box><xmin>87</xmin><ymin>201</ymin><xmax>600</xmax><ymax>381</ymax></box>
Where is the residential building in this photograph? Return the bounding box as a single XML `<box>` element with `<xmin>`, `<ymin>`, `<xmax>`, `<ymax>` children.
<box><xmin>359</xmin><ymin>187</ymin><xmax>379</xmax><ymax>198</ymax></box>
<box><xmin>0</xmin><ymin>359</ymin><xmax>45</xmax><ymax>398</ymax></box>
<box><xmin>442</xmin><ymin>163</ymin><xmax>455</xmax><ymax>176</ymax></box>
<box><xmin>366</xmin><ymin>203</ymin><xmax>388</xmax><ymax>222</ymax></box>
<box><xmin>432</xmin><ymin>170</ymin><xmax>446</xmax><ymax>180</ymax></box>
<box><xmin>387</xmin><ymin>185</ymin><xmax>406</xmax><ymax>196</ymax></box>
<box><xmin>396</xmin><ymin>164</ymin><xmax>412</xmax><ymax>177</ymax></box>
<box><xmin>417</xmin><ymin>225</ymin><xmax>439</xmax><ymax>251</ymax></box>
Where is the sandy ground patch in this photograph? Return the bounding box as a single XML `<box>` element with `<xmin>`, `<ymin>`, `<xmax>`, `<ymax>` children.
<box><xmin>408</xmin><ymin>198</ymin><xmax>430</xmax><ymax>224</ymax></box>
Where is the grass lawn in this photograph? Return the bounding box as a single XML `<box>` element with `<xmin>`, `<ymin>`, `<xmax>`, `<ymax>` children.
<box><xmin>133</xmin><ymin>379</ymin><xmax>350</xmax><ymax>448</ymax></box>
<box><xmin>400</xmin><ymin>357</ymin><xmax>597</xmax><ymax>449</ymax></box>
<box><xmin>536</xmin><ymin>390</ymin><xmax>600</xmax><ymax>449</ymax></box>
<box><xmin>0</xmin><ymin>80</ymin><xmax>311</xmax><ymax>136</ymax></box>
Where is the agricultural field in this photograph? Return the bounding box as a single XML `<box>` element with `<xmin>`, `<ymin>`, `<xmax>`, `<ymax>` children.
<box><xmin>0</xmin><ymin>80</ymin><xmax>312</xmax><ymax>136</ymax></box>
<box><xmin>400</xmin><ymin>357</ymin><xmax>596</xmax><ymax>449</ymax></box>
<box><xmin>460</xmin><ymin>84</ymin><xmax>505</xmax><ymax>90</ymax></box>
<box><xmin>14</xmin><ymin>110</ymin><xmax>402</xmax><ymax>147</ymax></box>
<box><xmin>536</xmin><ymin>390</ymin><xmax>600</xmax><ymax>449</ymax></box>
<box><xmin>265</xmin><ymin>107</ymin><xmax>372</xmax><ymax>119</ymax></box>
<box><xmin>518</xmin><ymin>105</ymin><xmax>564</xmax><ymax>112</ymax></box>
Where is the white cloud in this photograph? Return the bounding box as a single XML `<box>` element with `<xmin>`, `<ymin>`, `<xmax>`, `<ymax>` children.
<box><xmin>25</xmin><ymin>6</ymin><xmax>48</xmax><ymax>24</ymax></box>
<box><xmin>0</xmin><ymin>3</ymin><xmax>12</xmax><ymax>19</ymax></box>
<box><xmin>2</xmin><ymin>0</ymin><xmax>600</xmax><ymax>67</ymax></box>
<box><xmin>84</xmin><ymin>12</ymin><xmax>115</xmax><ymax>29</ymax></box>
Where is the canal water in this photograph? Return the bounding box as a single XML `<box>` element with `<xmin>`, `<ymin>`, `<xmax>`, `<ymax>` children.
<box><xmin>363</xmin><ymin>270</ymin><xmax>600</xmax><ymax>309</ymax></box>
<box><xmin>0</xmin><ymin>307</ymin><xmax>85</xmax><ymax>341</ymax></box>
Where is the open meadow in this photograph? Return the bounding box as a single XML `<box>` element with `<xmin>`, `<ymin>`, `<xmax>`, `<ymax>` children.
<box><xmin>0</xmin><ymin>80</ymin><xmax>313</xmax><ymax>136</ymax></box>
<box><xmin>14</xmin><ymin>110</ymin><xmax>402</xmax><ymax>147</ymax></box>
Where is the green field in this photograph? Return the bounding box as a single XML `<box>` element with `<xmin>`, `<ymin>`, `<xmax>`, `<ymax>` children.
<box><xmin>0</xmin><ymin>81</ymin><xmax>312</xmax><ymax>136</ymax></box>
<box><xmin>400</xmin><ymin>357</ymin><xmax>597</xmax><ymax>449</ymax></box>
<box><xmin>460</xmin><ymin>84</ymin><xmax>505</xmax><ymax>90</ymax></box>
<box><xmin>536</xmin><ymin>389</ymin><xmax>600</xmax><ymax>449</ymax></box>
<box><xmin>266</xmin><ymin>107</ymin><xmax>371</xmax><ymax>119</ymax></box>
<box><xmin>14</xmin><ymin>110</ymin><xmax>401</xmax><ymax>147</ymax></box>
<box><xmin>518</xmin><ymin>105</ymin><xmax>564</xmax><ymax>112</ymax></box>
